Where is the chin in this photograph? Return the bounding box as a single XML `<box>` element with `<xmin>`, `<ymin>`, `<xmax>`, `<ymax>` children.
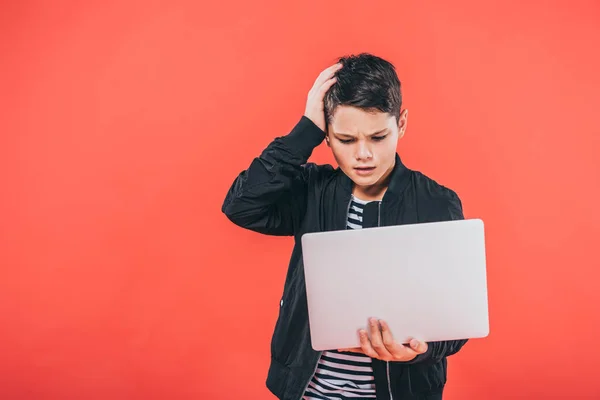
<box><xmin>351</xmin><ymin>173</ymin><xmax>380</xmax><ymax>187</ymax></box>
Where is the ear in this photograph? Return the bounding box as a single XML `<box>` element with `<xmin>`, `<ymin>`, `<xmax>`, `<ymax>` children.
<box><xmin>397</xmin><ymin>109</ymin><xmax>408</xmax><ymax>139</ymax></box>
<box><xmin>325</xmin><ymin>120</ymin><xmax>332</xmax><ymax>147</ymax></box>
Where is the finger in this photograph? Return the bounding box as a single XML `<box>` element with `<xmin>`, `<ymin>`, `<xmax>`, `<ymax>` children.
<box><xmin>408</xmin><ymin>339</ymin><xmax>429</xmax><ymax>354</ymax></box>
<box><xmin>378</xmin><ymin>320</ymin><xmax>415</xmax><ymax>359</ymax></box>
<box><xmin>314</xmin><ymin>63</ymin><xmax>342</xmax><ymax>89</ymax></box>
<box><xmin>358</xmin><ymin>329</ymin><xmax>378</xmax><ymax>358</ymax></box>
<box><xmin>311</xmin><ymin>76</ymin><xmax>338</xmax><ymax>99</ymax></box>
<box><xmin>379</xmin><ymin>320</ymin><xmax>397</xmax><ymax>349</ymax></box>
<box><xmin>368</xmin><ymin>318</ymin><xmax>393</xmax><ymax>360</ymax></box>
<box><xmin>318</xmin><ymin>77</ymin><xmax>337</xmax><ymax>96</ymax></box>
<box><xmin>320</xmin><ymin>62</ymin><xmax>343</xmax><ymax>78</ymax></box>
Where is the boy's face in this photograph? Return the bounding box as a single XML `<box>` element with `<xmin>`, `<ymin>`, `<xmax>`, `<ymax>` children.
<box><xmin>326</xmin><ymin>106</ymin><xmax>407</xmax><ymax>189</ymax></box>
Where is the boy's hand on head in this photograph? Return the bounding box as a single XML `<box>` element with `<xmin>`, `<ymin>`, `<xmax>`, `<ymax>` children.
<box><xmin>338</xmin><ymin>318</ymin><xmax>428</xmax><ymax>362</ymax></box>
<box><xmin>304</xmin><ymin>63</ymin><xmax>342</xmax><ymax>133</ymax></box>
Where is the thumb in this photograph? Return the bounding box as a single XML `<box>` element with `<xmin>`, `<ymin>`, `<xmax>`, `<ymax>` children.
<box><xmin>409</xmin><ymin>339</ymin><xmax>428</xmax><ymax>354</ymax></box>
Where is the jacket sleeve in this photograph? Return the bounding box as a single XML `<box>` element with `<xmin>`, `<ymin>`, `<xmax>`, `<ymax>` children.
<box><xmin>404</xmin><ymin>188</ymin><xmax>469</xmax><ymax>364</ymax></box>
<box><xmin>221</xmin><ymin>116</ymin><xmax>325</xmax><ymax>236</ymax></box>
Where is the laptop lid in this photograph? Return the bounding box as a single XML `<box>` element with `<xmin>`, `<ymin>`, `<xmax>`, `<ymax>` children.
<box><xmin>301</xmin><ymin>219</ymin><xmax>489</xmax><ymax>351</ymax></box>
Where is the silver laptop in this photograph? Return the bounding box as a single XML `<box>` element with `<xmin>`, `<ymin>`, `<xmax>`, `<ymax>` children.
<box><xmin>301</xmin><ymin>219</ymin><xmax>489</xmax><ymax>351</ymax></box>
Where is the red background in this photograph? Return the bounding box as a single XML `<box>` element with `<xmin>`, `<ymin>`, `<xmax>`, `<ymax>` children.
<box><xmin>1</xmin><ymin>1</ymin><xmax>599</xmax><ymax>399</ymax></box>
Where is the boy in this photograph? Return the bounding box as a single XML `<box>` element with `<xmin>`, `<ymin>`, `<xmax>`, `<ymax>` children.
<box><xmin>222</xmin><ymin>53</ymin><xmax>468</xmax><ymax>400</ymax></box>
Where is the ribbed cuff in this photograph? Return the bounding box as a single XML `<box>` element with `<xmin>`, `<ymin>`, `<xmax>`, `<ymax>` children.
<box><xmin>281</xmin><ymin>116</ymin><xmax>326</xmax><ymax>158</ymax></box>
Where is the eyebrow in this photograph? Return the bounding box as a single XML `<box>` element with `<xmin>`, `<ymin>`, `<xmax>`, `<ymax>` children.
<box><xmin>333</xmin><ymin>128</ymin><xmax>389</xmax><ymax>138</ymax></box>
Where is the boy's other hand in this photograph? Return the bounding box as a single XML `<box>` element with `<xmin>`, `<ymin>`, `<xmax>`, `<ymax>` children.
<box><xmin>338</xmin><ymin>318</ymin><xmax>428</xmax><ymax>362</ymax></box>
<box><xmin>304</xmin><ymin>63</ymin><xmax>342</xmax><ymax>133</ymax></box>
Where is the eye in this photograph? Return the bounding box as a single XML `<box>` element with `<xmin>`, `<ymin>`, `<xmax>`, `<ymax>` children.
<box><xmin>372</xmin><ymin>135</ymin><xmax>387</xmax><ymax>141</ymax></box>
<box><xmin>338</xmin><ymin>138</ymin><xmax>354</xmax><ymax>144</ymax></box>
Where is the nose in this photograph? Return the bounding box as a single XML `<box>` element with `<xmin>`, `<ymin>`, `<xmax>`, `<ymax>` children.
<box><xmin>356</xmin><ymin>140</ymin><xmax>373</xmax><ymax>161</ymax></box>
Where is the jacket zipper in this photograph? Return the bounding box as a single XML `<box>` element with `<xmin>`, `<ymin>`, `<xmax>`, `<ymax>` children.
<box><xmin>386</xmin><ymin>361</ymin><xmax>393</xmax><ymax>400</ymax></box>
<box><xmin>345</xmin><ymin>196</ymin><xmax>352</xmax><ymax>228</ymax></box>
<box><xmin>378</xmin><ymin>202</ymin><xmax>394</xmax><ymax>400</ymax></box>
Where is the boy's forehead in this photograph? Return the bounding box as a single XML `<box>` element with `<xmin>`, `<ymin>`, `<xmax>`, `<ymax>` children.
<box><xmin>330</xmin><ymin>106</ymin><xmax>395</xmax><ymax>135</ymax></box>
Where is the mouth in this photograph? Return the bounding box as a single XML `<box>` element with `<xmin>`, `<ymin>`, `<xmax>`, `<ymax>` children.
<box><xmin>354</xmin><ymin>166</ymin><xmax>376</xmax><ymax>175</ymax></box>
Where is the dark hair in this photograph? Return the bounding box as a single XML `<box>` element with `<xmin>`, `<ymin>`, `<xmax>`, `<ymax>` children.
<box><xmin>324</xmin><ymin>53</ymin><xmax>402</xmax><ymax>123</ymax></box>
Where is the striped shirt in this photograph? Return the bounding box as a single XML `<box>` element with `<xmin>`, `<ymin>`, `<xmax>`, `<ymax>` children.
<box><xmin>303</xmin><ymin>195</ymin><xmax>380</xmax><ymax>400</ymax></box>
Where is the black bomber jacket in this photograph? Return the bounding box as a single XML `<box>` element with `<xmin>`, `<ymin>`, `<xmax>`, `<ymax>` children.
<box><xmin>222</xmin><ymin>116</ymin><xmax>468</xmax><ymax>400</ymax></box>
